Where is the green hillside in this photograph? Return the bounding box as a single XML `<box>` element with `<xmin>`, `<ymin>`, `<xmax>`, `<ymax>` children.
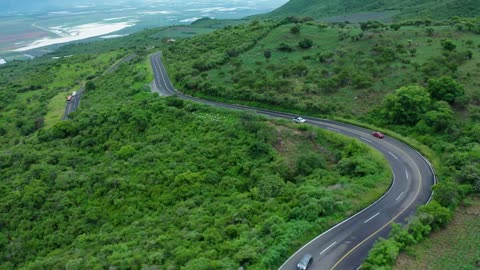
<box><xmin>260</xmin><ymin>0</ymin><xmax>480</xmax><ymax>21</ymax></box>
<box><xmin>163</xmin><ymin>18</ymin><xmax>480</xmax><ymax>268</ymax></box>
<box><xmin>0</xmin><ymin>25</ymin><xmax>392</xmax><ymax>269</ymax></box>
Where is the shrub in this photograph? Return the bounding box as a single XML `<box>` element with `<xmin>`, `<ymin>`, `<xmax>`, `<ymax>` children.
<box><xmin>298</xmin><ymin>38</ymin><xmax>313</xmax><ymax>49</ymax></box>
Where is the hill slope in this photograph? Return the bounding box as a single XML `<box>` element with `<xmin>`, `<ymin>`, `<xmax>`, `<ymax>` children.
<box><xmin>261</xmin><ymin>0</ymin><xmax>480</xmax><ymax>21</ymax></box>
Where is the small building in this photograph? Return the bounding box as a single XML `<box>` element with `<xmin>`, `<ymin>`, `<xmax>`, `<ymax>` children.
<box><xmin>0</xmin><ymin>58</ymin><xmax>7</xmax><ymax>65</ymax></box>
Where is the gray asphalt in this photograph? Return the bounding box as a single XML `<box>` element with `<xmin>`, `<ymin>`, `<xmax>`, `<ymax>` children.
<box><xmin>150</xmin><ymin>53</ymin><xmax>435</xmax><ymax>270</ymax></box>
<box><xmin>63</xmin><ymin>53</ymin><xmax>137</xmax><ymax>120</ymax></box>
<box><xmin>62</xmin><ymin>88</ymin><xmax>83</xmax><ymax>120</ymax></box>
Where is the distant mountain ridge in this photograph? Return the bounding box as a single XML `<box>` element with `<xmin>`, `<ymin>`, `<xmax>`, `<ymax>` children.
<box><xmin>260</xmin><ymin>0</ymin><xmax>480</xmax><ymax>21</ymax></box>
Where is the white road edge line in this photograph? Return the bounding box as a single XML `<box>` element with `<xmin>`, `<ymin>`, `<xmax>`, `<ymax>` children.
<box><xmin>364</xmin><ymin>212</ymin><xmax>380</xmax><ymax>224</ymax></box>
<box><xmin>388</xmin><ymin>151</ymin><xmax>399</xmax><ymax>160</ymax></box>
<box><xmin>396</xmin><ymin>192</ymin><xmax>404</xmax><ymax>201</ymax></box>
<box><xmin>327</xmin><ymin>127</ymin><xmax>341</xmax><ymax>132</ymax></box>
<box><xmin>277</xmin><ymin>168</ymin><xmax>396</xmax><ymax>270</ymax></box>
<box><xmin>320</xmin><ymin>241</ymin><xmax>337</xmax><ymax>255</ymax></box>
<box><xmin>360</xmin><ymin>137</ymin><xmax>372</xmax><ymax>143</ymax></box>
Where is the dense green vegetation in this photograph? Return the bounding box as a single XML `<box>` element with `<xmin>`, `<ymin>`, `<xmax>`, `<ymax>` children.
<box><xmin>165</xmin><ymin>18</ymin><xmax>480</xmax><ymax>117</ymax></box>
<box><xmin>2</xmin><ymin>3</ymin><xmax>480</xmax><ymax>268</ymax></box>
<box><xmin>160</xmin><ymin>16</ymin><xmax>480</xmax><ymax>269</ymax></box>
<box><xmin>394</xmin><ymin>196</ymin><xmax>480</xmax><ymax>270</ymax></box>
<box><xmin>258</xmin><ymin>0</ymin><xmax>480</xmax><ymax>21</ymax></box>
<box><xmin>0</xmin><ymin>37</ymin><xmax>391</xmax><ymax>268</ymax></box>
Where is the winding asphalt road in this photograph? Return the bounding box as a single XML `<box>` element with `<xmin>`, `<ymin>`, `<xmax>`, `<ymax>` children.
<box><xmin>63</xmin><ymin>54</ymin><xmax>137</xmax><ymax>120</ymax></box>
<box><xmin>150</xmin><ymin>53</ymin><xmax>435</xmax><ymax>270</ymax></box>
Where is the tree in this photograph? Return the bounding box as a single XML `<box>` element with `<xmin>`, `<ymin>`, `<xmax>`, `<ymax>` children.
<box><xmin>417</xmin><ymin>201</ymin><xmax>452</xmax><ymax>230</ymax></box>
<box><xmin>263</xmin><ymin>49</ymin><xmax>271</xmax><ymax>61</ymax></box>
<box><xmin>85</xmin><ymin>80</ymin><xmax>96</xmax><ymax>91</ymax></box>
<box><xmin>277</xmin><ymin>43</ymin><xmax>293</xmax><ymax>52</ymax></box>
<box><xmin>441</xmin><ymin>39</ymin><xmax>456</xmax><ymax>51</ymax></box>
<box><xmin>423</xmin><ymin>101</ymin><xmax>454</xmax><ymax>132</ymax></box>
<box><xmin>381</xmin><ymin>85</ymin><xmax>431</xmax><ymax>125</ymax></box>
<box><xmin>362</xmin><ymin>238</ymin><xmax>400</xmax><ymax>269</ymax></box>
<box><xmin>433</xmin><ymin>180</ymin><xmax>461</xmax><ymax>208</ymax></box>
<box><xmin>425</xmin><ymin>27</ymin><xmax>435</xmax><ymax>36</ymax></box>
<box><xmin>390</xmin><ymin>24</ymin><xmax>401</xmax><ymax>31</ymax></box>
<box><xmin>409</xmin><ymin>48</ymin><xmax>417</xmax><ymax>57</ymax></box>
<box><xmin>427</xmin><ymin>76</ymin><xmax>464</xmax><ymax>104</ymax></box>
<box><xmin>290</xmin><ymin>24</ymin><xmax>301</xmax><ymax>35</ymax></box>
<box><xmin>298</xmin><ymin>38</ymin><xmax>313</xmax><ymax>49</ymax></box>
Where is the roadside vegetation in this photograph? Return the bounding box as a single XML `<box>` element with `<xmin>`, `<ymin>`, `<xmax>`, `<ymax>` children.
<box><xmin>0</xmin><ymin>43</ymin><xmax>391</xmax><ymax>268</ymax></box>
<box><xmin>1</xmin><ymin>4</ymin><xmax>480</xmax><ymax>268</ymax></box>
<box><xmin>160</xmin><ymin>15</ymin><xmax>480</xmax><ymax>269</ymax></box>
<box><xmin>394</xmin><ymin>196</ymin><xmax>480</xmax><ymax>270</ymax></box>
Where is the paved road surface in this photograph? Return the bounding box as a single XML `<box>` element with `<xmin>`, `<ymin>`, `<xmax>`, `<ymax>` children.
<box><xmin>150</xmin><ymin>52</ymin><xmax>435</xmax><ymax>270</ymax></box>
<box><xmin>62</xmin><ymin>88</ymin><xmax>83</xmax><ymax>120</ymax></box>
<box><xmin>63</xmin><ymin>53</ymin><xmax>137</xmax><ymax>120</ymax></box>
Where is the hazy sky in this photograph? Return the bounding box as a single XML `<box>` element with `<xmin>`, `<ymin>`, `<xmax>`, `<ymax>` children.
<box><xmin>1</xmin><ymin>0</ymin><xmax>288</xmax><ymax>12</ymax></box>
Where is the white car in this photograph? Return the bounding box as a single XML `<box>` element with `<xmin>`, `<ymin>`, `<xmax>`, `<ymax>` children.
<box><xmin>72</xmin><ymin>91</ymin><xmax>77</xmax><ymax>96</ymax></box>
<box><xmin>293</xmin><ymin>117</ymin><xmax>306</xmax><ymax>123</ymax></box>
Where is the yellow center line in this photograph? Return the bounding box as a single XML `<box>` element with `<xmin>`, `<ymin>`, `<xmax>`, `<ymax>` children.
<box><xmin>329</xmin><ymin>142</ymin><xmax>423</xmax><ymax>270</ymax></box>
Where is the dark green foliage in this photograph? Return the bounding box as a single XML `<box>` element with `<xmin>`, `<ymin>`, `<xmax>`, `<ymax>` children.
<box><xmin>298</xmin><ymin>38</ymin><xmax>314</xmax><ymax>49</ymax></box>
<box><xmin>264</xmin><ymin>49</ymin><xmax>272</xmax><ymax>60</ymax></box>
<box><xmin>433</xmin><ymin>180</ymin><xmax>463</xmax><ymax>208</ymax></box>
<box><xmin>441</xmin><ymin>39</ymin><xmax>457</xmax><ymax>51</ymax></box>
<box><xmin>426</xmin><ymin>27</ymin><xmax>435</xmax><ymax>36</ymax></box>
<box><xmin>456</xmin><ymin>163</ymin><xmax>480</xmax><ymax>191</ymax></box>
<box><xmin>277</xmin><ymin>42</ymin><xmax>293</xmax><ymax>52</ymax></box>
<box><xmin>427</xmin><ymin>76</ymin><xmax>464</xmax><ymax>104</ymax></box>
<box><xmin>390</xmin><ymin>24</ymin><xmax>401</xmax><ymax>31</ymax></box>
<box><xmin>423</xmin><ymin>101</ymin><xmax>455</xmax><ymax>132</ymax></box>
<box><xmin>290</xmin><ymin>24</ymin><xmax>301</xmax><ymax>34</ymax></box>
<box><xmin>360</xmin><ymin>21</ymin><xmax>385</xmax><ymax>32</ymax></box>
<box><xmin>85</xmin><ymin>80</ymin><xmax>96</xmax><ymax>91</ymax></box>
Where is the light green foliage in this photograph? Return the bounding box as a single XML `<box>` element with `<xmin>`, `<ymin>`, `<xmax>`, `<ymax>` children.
<box><xmin>381</xmin><ymin>86</ymin><xmax>431</xmax><ymax>125</ymax></box>
<box><xmin>417</xmin><ymin>201</ymin><xmax>453</xmax><ymax>230</ymax></box>
<box><xmin>390</xmin><ymin>223</ymin><xmax>416</xmax><ymax>248</ymax></box>
<box><xmin>362</xmin><ymin>238</ymin><xmax>400</xmax><ymax>269</ymax></box>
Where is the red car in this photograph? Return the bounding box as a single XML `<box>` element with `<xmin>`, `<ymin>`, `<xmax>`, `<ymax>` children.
<box><xmin>372</xmin><ymin>131</ymin><xmax>385</xmax><ymax>139</ymax></box>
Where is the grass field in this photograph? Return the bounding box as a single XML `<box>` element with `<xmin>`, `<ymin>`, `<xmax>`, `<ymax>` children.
<box><xmin>44</xmin><ymin>91</ymin><xmax>69</xmax><ymax>128</ymax></box>
<box><xmin>395</xmin><ymin>196</ymin><xmax>480</xmax><ymax>270</ymax></box>
<box><xmin>196</xmin><ymin>23</ymin><xmax>480</xmax><ymax>117</ymax></box>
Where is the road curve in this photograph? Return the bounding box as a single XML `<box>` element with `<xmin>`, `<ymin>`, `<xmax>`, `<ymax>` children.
<box><xmin>150</xmin><ymin>53</ymin><xmax>435</xmax><ymax>270</ymax></box>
